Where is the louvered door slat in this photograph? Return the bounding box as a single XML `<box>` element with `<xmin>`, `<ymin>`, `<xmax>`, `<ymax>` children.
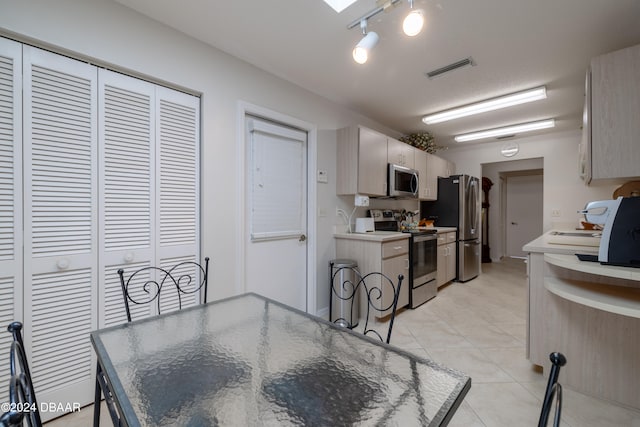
<box><xmin>23</xmin><ymin>45</ymin><xmax>97</xmax><ymax>413</ymax></box>
<box><xmin>0</xmin><ymin>38</ymin><xmax>22</xmax><ymax>405</ymax></box>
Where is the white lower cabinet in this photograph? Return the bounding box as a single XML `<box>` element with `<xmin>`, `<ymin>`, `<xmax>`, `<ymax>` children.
<box><xmin>0</xmin><ymin>37</ymin><xmax>200</xmax><ymax>417</ymax></box>
<box><xmin>436</xmin><ymin>232</ymin><xmax>456</xmax><ymax>287</ymax></box>
<box><xmin>335</xmin><ymin>236</ymin><xmax>409</xmax><ymax>318</ymax></box>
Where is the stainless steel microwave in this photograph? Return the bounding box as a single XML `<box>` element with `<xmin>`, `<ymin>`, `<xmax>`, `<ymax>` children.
<box><xmin>388</xmin><ymin>164</ymin><xmax>419</xmax><ymax>198</ymax></box>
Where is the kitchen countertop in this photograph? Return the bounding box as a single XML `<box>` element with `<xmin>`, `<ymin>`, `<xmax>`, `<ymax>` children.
<box><xmin>333</xmin><ymin>231</ymin><xmax>408</xmax><ymax>242</ymax></box>
<box><xmin>424</xmin><ymin>227</ymin><xmax>457</xmax><ymax>233</ymax></box>
<box><xmin>334</xmin><ymin>227</ymin><xmax>457</xmax><ymax>242</ymax></box>
<box><xmin>523</xmin><ymin>229</ymin><xmax>600</xmax><ymax>255</ymax></box>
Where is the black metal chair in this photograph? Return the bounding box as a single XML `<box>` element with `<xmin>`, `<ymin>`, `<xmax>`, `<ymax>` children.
<box><xmin>93</xmin><ymin>257</ymin><xmax>210</xmax><ymax>426</ymax></box>
<box><xmin>118</xmin><ymin>257</ymin><xmax>210</xmax><ymax>323</ymax></box>
<box><xmin>1</xmin><ymin>322</ymin><xmax>42</xmax><ymax>427</ymax></box>
<box><xmin>329</xmin><ymin>261</ymin><xmax>403</xmax><ymax>344</ymax></box>
<box><xmin>538</xmin><ymin>352</ymin><xmax>567</xmax><ymax>427</ymax></box>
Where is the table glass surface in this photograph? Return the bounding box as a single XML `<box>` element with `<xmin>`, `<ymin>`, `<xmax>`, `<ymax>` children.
<box><xmin>91</xmin><ymin>293</ymin><xmax>470</xmax><ymax>426</ymax></box>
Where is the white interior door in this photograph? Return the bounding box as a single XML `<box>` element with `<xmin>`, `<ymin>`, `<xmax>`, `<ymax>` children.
<box><xmin>505</xmin><ymin>174</ymin><xmax>543</xmax><ymax>258</ymax></box>
<box><xmin>98</xmin><ymin>68</ymin><xmax>156</xmax><ymax>326</ymax></box>
<box><xmin>245</xmin><ymin>117</ymin><xmax>308</xmax><ymax>311</ymax></box>
<box><xmin>23</xmin><ymin>45</ymin><xmax>98</xmax><ymax>412</ymax></box>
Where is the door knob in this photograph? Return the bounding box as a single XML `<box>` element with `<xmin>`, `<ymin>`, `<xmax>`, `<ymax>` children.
<box><xmin>299</xmin><ymin>234</ymin><xmax>307</xmax><ymax>242</ymax></box>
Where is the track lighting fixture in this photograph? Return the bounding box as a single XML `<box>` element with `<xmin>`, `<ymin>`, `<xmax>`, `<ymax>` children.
<box><xmin>403</xmin><ymin>0</ymin><xmax>424</xmax><ymax>36</ymax></box>
<box><xmin>353</xmin><ymin>20</ymin><xmax>379</xmax><ymax>64</ymax></box>
<box><xmin>348</xmin><ymin>0</ymin><xmax>424</xmax><ymax>64</ymax></box>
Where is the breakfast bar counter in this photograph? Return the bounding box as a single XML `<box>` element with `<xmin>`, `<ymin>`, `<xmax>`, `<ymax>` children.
<box><xmin>524</xmin><ymin>232</ymin><xmax>640</xmax><ymax>410</ymax></box>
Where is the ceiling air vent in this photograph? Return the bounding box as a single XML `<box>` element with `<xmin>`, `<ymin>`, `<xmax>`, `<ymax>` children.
<box><xmin>425</xmin><ymin>57</ymin><xmax>475</xmax><ymax>79</ymax></box>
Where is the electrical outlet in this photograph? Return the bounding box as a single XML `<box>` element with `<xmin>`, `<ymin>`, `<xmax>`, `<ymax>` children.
<box><xmin>354</xmin><ymin>194</ymin><xmax>369</xmax><ymax>207</ymax></box>
<box><xmin>551</xmin><ymin>209</ymin><xmax>561</xmax><ymax>217</ymax></box>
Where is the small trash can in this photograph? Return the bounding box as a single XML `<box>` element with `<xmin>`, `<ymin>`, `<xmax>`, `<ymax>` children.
<box><xmin>330</xmin><ymin>259</ymin><xmax>359</xmax><ymax>328</ymax></box>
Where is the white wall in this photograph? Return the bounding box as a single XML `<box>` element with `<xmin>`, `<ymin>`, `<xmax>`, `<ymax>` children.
<box><xmin>439</xmin><ymin>129</ymin><xmax>618</xmax><ymax>259</ymax></box>
<box><xmin>0</xmin><ymin>0</ymin><xmax>399</xmax><ymax>312</ymax></box>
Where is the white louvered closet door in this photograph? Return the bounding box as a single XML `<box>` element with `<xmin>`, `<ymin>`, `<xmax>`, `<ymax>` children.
<box><xmin>0</xmin><ymin>38</ymin><xmax>22</xmax><ymax>404</ymax></box>
<box><xmin>22</xmin><ymin>46</ymin><xmax>98</xmax><ymax>410</ymax></box>
<box><xmin>155</xmin><ymin>87</ymin><xmax>201</xmax><ymax>312</ymax></box>
<box><xmin>98</xmin><ymin>69</ymin><xmax>156</xmax><ymax>326</ymax></box>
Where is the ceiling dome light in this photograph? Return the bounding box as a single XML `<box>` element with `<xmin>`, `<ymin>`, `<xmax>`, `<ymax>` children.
<box><xmin>353</xmin><ymin>32</ymin><xmax>379</xmax><ymax>64</ymax></box>
<box><xmin>403</xmin><ymin>10</ymin><xmax>424</xmax><ymax>36</ymax></box>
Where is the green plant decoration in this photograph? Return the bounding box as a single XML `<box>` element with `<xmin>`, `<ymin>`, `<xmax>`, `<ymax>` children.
<box><xmin>399</xmin><ymin>132</ymin><xmax>445</xmax><ymax>154</ymax></box>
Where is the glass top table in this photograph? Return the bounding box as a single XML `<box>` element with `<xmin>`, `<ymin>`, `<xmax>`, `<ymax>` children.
<box><xmin>91</xmin><ymin>293</ymin><xmax>470</xmax><ymax>426</ymax></box>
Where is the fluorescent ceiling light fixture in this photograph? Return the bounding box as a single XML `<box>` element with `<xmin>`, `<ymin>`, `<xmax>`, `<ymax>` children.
<box><xmin>322</xmin><ymin>0</ymin><xmax>358</xmax><ymax>13</ymax></box>
<box><xmin>403</xmin><ymin>0</ymin><xmax>424</xmax><ymax>36</ymax></box>
<box><xmin>422</xmin><ymin>86</ymin><xmax>547</xmax><ymax>124</ymax></box>
<box><xmin>454</xmin><ymin>119</ymin><xmax>555</xmax><ymax>142</ymax></box>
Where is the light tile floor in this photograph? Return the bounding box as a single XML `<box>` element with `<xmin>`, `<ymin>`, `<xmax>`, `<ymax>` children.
<box><xmin>46</xmin><ymin>258</ymin><xmax>640</xmax><ymax>426</ymax></box>
<box><xmin>390</xmin><ymin>258</ymin><xmax>640</xmax><ymax>427</ymax></box>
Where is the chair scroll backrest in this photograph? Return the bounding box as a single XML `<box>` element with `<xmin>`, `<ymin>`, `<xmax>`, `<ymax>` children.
<box><xmin>329</xmin><ymin>262</ymin><xmax>403</xmax><ymax>344</ymax></box>
<box><xmin>538</xmin><ymin>352</ymin><xmax>567</xmax><ymax>427</ymax></box>
<box><xmin>119</xmin><ymin>257</ymin><xmax>210</xmax><ymax>322</ymax></box>
<box><xmin>1</xmin><ymin>322</ymin><xmax>42</xmax><ymax>427</ymax></box>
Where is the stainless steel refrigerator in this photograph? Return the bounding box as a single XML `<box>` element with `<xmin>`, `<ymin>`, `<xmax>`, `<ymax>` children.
<box><xmin>421</xmin><ymin>174</ymin><xmax>481</xmax><ymax>282</ymax></box>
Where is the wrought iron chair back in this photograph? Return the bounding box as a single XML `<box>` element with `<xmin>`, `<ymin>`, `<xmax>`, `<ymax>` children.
<box><xmin>118</xmin><ymin>257</ymin><xmax>210</xmax><ymax>322</ymax></box>
<box><xmin>538</xmin><ymin>352</ymin><xmax>566</xmax><ymax>427</ymax></box>
<box><xmin>0</xmin><ymin>322</ymin><xmax>42</xmax><ymax>427</ymax></box>
<box><xmin>329</xmin><ymin>262</ymin><xmax>403</xmax><ymax>344</ymax></box>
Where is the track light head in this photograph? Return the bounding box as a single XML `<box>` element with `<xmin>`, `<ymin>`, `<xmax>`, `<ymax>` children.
<box><xmin>353</xmin><ymin>20</ymin><xmax>379</xmax><ymax>64</ymax></box>
<box><xmin>403</xmin><ymin>10</ymin><xmax>424</xmax><ymax>36</ymax></box>
<box><xmin>353</xmin><ymin>31</ymin><xmax>379</xmax><ymax>64</ymax></box>
<box><xmin>402</xmin><ymin>0</ymin><xmax>424</xmax><ymax>36</ymax></box>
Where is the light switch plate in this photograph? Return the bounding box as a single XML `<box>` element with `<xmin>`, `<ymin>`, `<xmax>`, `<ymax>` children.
<box><xmin>317</xmin><ymin>169</ymin><xmax>328</xmax><ymax>183</ymax></box>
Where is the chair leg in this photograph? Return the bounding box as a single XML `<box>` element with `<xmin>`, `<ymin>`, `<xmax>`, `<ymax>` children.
<box><xmin>538</xmin><ymin>352</ymin><xmax>566</xmax><ymax>427</ymax></box>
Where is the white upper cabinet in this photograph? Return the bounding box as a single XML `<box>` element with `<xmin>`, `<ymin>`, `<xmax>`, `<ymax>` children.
<box><xmin>583</xmin><ymin>43</ymin><xmax>640</xmax><ymax>184</ymax></box>
<box><xmin>337</xmin><ymin>126</ymin><xmax>387</xmax><ymax>196</ymax></box>
<box><xmin>337</xmin><ymin>125</ymin><xmax>454</xmax><ymax>198</ymax></box>
<box><xmin>387</xmin><ymin>137</ymin><xmax>414</xmax><ymax>169</ymax></box>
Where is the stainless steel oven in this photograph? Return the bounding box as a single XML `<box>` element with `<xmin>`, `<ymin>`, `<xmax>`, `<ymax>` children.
<box><xmin>406</xmin><ymin>230</ymin><xmax>438</xmax><ymax>308</ymax></box>
<box><xmin>369</xmin><ymin>210</ymin><xmax>438</xmax><ymax>308</ymax></box>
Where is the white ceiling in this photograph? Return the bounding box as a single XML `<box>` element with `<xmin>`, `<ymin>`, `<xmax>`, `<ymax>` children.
<box><xmin>114</xmin><ymin>0</ymin><xmax>640</xmax><ymax>147</ymax></box>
